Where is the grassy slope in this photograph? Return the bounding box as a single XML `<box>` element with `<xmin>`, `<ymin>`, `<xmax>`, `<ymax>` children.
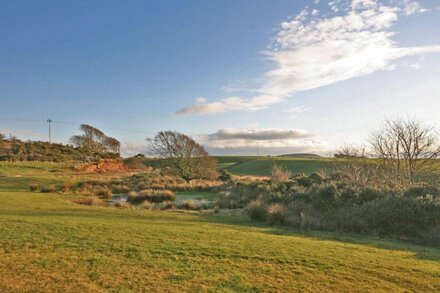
<box><xmin>0</xmin><ymin>162</ymin><xmax>439</xmax><ymax>292</ymax></box>
<box><xmin>219</xmin><ymin>156</ymin><xmax>336</xmax><ymax>176</ymax></box>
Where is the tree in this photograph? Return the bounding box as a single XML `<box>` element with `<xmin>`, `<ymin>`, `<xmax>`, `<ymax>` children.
<box><xmin>70</xmin><ymin>124</ymin><xmax>120</xmax><ymax>155</ymax></box>
<box><xmin>147</xmin><ymin>131</ymin><xmax>217</xmax><ymax>181</ymax></box>
<box><xmin>334</xmin><ymin>146</ymin><xmax>377</xmax><ymax>187</ymax></box>
<box><xmin>370</xmin><ymin>118</ymin><xmax>440</xmax><ymax>186</ymax></box>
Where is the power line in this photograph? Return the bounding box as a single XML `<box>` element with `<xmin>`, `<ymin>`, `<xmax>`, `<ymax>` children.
<box><xmin>0</xmin><ymin>117</ymin><xmax>156</xmax><ymax>136</ymax></box>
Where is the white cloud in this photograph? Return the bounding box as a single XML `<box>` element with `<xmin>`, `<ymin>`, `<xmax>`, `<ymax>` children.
<box><xmin>285</xmin><ymin>105</ymin><xmax>312</xmax><ymax>118</ymax></box>
<box><xmin>311</xmin><ymin>9</ymin><xmax>320</xmax><ymax>16</ymax></box>
<box><xmin>120</xmin><ymin>142</ymin><xmax>149</xmax><ymax>157</ymax></box>
<box><xmin>402</xmin><ymin>1</ymin><xmax>429</xmax><ymax>15</ymax></box>
<box><xmin>201</xmin><ymin>128</ymin><xmax>325</xmax><ymax>155</ymax></box>
<box><xmin>175</xmin><ymin>0</ymin><xmax>440</xmax><ymax>116</ymax></box>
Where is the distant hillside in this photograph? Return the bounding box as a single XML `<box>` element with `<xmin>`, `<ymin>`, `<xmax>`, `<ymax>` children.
<box><xmin>277</xmin><ymin>153</ymin><xmax>321</xmax><ymax>158</ymax></box>
<box><xmin>0</xmin><ymin>138</ymin><xmax>118</xmax><ymax>162</ymax></box>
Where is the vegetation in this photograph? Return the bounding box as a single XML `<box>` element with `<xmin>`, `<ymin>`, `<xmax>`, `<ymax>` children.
<box><xmin>71</xmin><ymin>124</ymin><xmax>121</xmax><ymax>155</ymax></box>
<box><xmin>0</xmin><ymin>137</ymin><xmax>118</xmax><ymax>162</ymax></box>
<box><xmin>0</xmin><ymin>188</ymin><xmax>439</xmax><ymax>292</ymax></box>
<box><xmin>148</xmin><ymin>131</ymin><xmax>218</xmax><ymax>181</ymax></box>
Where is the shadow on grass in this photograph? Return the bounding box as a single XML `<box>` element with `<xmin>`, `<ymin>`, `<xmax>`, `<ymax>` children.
<box><xmin>199</xmin><ymin>209</ymin><xmax>440</xmax><ymax>263</ymax></box>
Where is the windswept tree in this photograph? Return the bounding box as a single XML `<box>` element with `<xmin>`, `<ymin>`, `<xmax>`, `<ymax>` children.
<box><xmin>147</xmin><ymin>131</ymin><xmax>217</xmax><ymax>181</ymax></box>
<box><xmin>71</xmin><ymin>124</ymin><xmax>121</xmax><ymax>155</ymax></box>
<box><xmin>370</xmin><ymin>118</ymin><xmax>440</xmax><ymax>186</ymax></box>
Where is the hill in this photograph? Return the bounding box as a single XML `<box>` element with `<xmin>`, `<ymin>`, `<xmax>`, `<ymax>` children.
<box><xmin>278</xmin><ymin>153</ymin><xmax>322</xmax><ymax>158</ymax></box>
<box><xmin>0</xmin><ymin>138</ymin><xmax>118</xmax><ymax>162</ymax></box>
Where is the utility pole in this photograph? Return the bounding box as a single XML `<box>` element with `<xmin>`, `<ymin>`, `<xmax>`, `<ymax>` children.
<box><xmin>257</xmin><ymin>141</ymin><xmax>259</xmax><ymax>160</ymax></box>
<box><xmin>47</xmin><ymin>119</ymin><xmax>53</xmax><ymax>143</ymax></box>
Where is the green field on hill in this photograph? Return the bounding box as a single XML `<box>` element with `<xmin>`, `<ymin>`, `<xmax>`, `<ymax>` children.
<box><xmin>217</xmin><ymin>156</ymin><xmax>336</xmax><ymax>176</ymax></box>
<box><xmin>0</xmin><ymin>162</ymin><xmax>439</xmax><ymax>291</ymax></box>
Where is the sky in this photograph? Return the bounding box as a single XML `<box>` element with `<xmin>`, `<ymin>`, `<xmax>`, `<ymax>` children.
<box><xmin>1</xmin><ymin>0</ymin><xmax>440</xmax><ymax>156</ymax></box>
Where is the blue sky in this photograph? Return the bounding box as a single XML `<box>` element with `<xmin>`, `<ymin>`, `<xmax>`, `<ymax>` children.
<box><xmin>1</xmin><ymin>0</ymin><xmax>440</xmax><ymax>156</ymax></box>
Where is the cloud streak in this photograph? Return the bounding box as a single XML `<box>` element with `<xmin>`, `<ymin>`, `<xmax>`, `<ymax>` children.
<box><xmin>200</xmin><ymin>128</ymin><xmax>325</xmax><ymax>155</ymax></box>
<box><xmin>175</xmin><ymin>0</ymin><xmax>440</xmax><ymax>116</ymax></box>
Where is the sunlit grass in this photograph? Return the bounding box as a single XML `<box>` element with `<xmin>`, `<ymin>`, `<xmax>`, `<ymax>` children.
<box><xmin>0</xmin><ymin>161</ymin><xmax>439</xmax><ymax>291</ymax></box>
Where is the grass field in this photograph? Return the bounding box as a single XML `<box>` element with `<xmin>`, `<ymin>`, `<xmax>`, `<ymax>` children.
<box><xmin>217</xmin><ymin>156</ymin><xmax>336</xmax><ymax>176</ymax></box>
<box><xmin>1</xmin><ymin>162</ymin><xmax>439</xmax><ymax>292</ymax></box>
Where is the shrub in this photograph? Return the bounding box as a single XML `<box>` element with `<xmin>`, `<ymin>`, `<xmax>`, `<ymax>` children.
<box><xmin>114</xmin><ymin>201</ymin><xmax>131</xmax><ymax>209</ymax></box>
<box><xmin>404</xmin><ymin>186</ymin><xmax>440</xmax><ymax>198</ymax></box>
<box><xmin>219</xmin><ymin>169</ymin><xmax>233</xmax><ymax>182</ymax></box>
<box><xmin>29</xmin><ymin>183</ymin><xmax>39</xmax><ymax>192</ymax></box>
<box><xmin>41</xmin><ymin>184</ymin><xmax>57</xmax><ymax>193</ymax></box>
<box><xmin>74</xmin><ymin>197</ymin><xmax>105</xmax><ymax>206</ymax></box>
<box><xmin>62</xmin><ymin>182</ymin><xmax>73</xmax><ymax>193</ymax></box>
<box><xmin>271</xmin><ymin>164</ymin><xmax>291</xmax><ymax>184</ymax></box>
<box><xmin>246</xmin><ymin>200</ymin><xmax>267</xmax><ymax>221</ymax></box>
<box><xmin>266</xmin><ymin>203</ymin><xmax>287</xmax><ymax>224</ymax></box>
<box><xmin>111</xmin><ymin>184</ymin><xmax>131</xmax><ymax>194</ymax></box>
<box><xmin>128</xmin><ymin>189</ymin><xmax>176</xmax><ymax>204</ymax></box>
<box><xmin>96</xmin><ymin>186</ymin><xmax>112</xmax><ymax>199</ymax></box>
<box><xmin>177</xmin><ymin>199</ymin><xmax>209</xmax><ymax>210</ymax></box>
<box><xmin>155</xmin><ymin>201</ymin><xmax>175</xmax><ymax>210</ymax></box>
<box><xmin>141</xmin><ymin>200</ymin><xmax>153</xmax><ymax>210</ymax></box>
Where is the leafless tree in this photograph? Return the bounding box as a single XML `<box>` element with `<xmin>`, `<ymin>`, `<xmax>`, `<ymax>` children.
<box><xmin>71</xmin><ymin>124</ymin><xmax>120</xmax><ymax>154</ymax></box>
<box><xmin>147</xmin><ymin>131</ymin><xmax>217</xmax><ymax>181</ymax></box>
<box><xmin>334</xmin><ymin>145</ymin><xmax>380</xmax><ymax>187</ymax></box>
<box><xmin>370</xmin><ymin>118</ymin><xmax>440</xmax><ymax>186</ymax></box>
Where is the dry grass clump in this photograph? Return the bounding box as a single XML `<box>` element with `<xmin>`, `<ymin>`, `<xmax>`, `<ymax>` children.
<box><xmin>111</xmin><ymin>184</ymin><xmax>130</xmax><ymax>194</ymax></box>
<box><xmin>114</xmin><ymin>201</ymin><xmax>131</xmax><ymax>209</ymax></box>
<box><xmin>266</xmin><ymin>203</ymin><xmax>287</xmax><ymax>224</ymax></box>
<box><xmin>128</xmin><ymin>189</ymin><xmax>176</xmax><ymax>204</ymax></box>
<box><xmin>96</xmin><ymin>186</ymin><xmax>112</xmax><ymax>199</ymax></box>
<box><xmin>246</xmin><ymin>200</ymin><xmax>267</xmax><ymax>221</ymax></box>
<box><xmin>29</xmin><ymin>183</ymin><xmax>39</xmax><ymax>192</ymax></box>
<box><xmin>176</xmin><ymin>200</ymin><xmax>209</xmax><ymax>210</ymax></box>
<box><xmin>271</xmin><ymin>164</ymin><xmax>291</xmax><ymax>184</ymax></box>
<box><xmin>62</xmin><ymin>182</ymin><xmax>73</xmax><ymax>193</ymax></box>
<box><xmin>41</xmin><ymin>184</ymin><xmax>57</xmax><ymax>193</ymax></box>
<box><xmin>140</xmin><ymin>200</ymin><xmax>153</xmax><ymax>210</ymax></box>
<box><xmin>74</xmin><ymin>197</ymin><xmax>105</xmax><ymax>206</ymax></box>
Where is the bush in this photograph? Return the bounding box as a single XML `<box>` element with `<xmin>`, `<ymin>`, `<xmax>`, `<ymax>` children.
<box><xmin>74</xmin><ymin>197</ymin><xmax>105</xmax><ymax>206</ymax></box>
<box><xmin>266</xmin><ymin>203</ymin><xmax>287</xmax><ymax>224</ymax></box>
<box><xmin>128</xmin><ymin>189</ymin><xmax>176</xmax><ymax>204</ymax></box>
<box><xmin>41</xmin><ymin>184</ymin><xmax>57</xmax><ymax>193</ymax></box>
<box><xmin>246</xmin><ymin>200</ymin><xmax>267</xmax><ymax>221</ymax></box>
<box><xmin>114</xmin><ymin>201</ymin><xmax>131</xmax><ymax>209</ymax></box>
<box><xmin>176</xmin><ymin>199</ymin><xmax>209</xmax><ymax>210</ymax></box>
<box><xmin>29</xmin><ymin>183</ymin><xmax>39</xmax><ymax>192</ymax></box>
<box><xmin>404</xmin><ymin>186</ymin><xmax>440</xmax><ymax>198</ymax></box>
<box><xmin>141</xmin><ymin>200</ymin><xmax>153</xmax><ymax>210</ymax></box>
<box><xmin>271</xmin><ymin>164</ymin><xmax>291</xmax><ymax>184</ymax></box>
<box><xmin>219</xmin><ymin>169</ymin><xmax>233</xmax><ymax>182</ymax></box>
<box><xmin>96</xmin><ymin>186</ymin><xmax>112</xmax><ymax>199</ymax></box>
<box><xmin>62</xmin><ymin>182</ymin><xmax>73</xmax><ymax>193</ymax></box>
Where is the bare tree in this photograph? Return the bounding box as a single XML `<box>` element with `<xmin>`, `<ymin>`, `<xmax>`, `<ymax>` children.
<box><xmin>370</xmin><ymin>118</ymin><xmax>440</xmax><ymax>186</ymax></box>
<box><xmin>71</xmin><ymin>124</ymin><xmax>120</xmax><ymax>154</ymax></box>
<box><xmin>147</xmin><ymin>131</ymin><xmax>217</xmax><ymax>181</ymax></box>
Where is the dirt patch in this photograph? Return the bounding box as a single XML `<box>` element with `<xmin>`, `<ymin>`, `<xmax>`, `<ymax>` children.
<box><xmin>75</xmin><ymin>159</ymin><xmax>130</xmax><ymax>173</ymax></box>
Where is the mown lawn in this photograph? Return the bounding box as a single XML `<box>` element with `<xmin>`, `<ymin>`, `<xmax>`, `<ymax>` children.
<box><xmin>0</xmin><ymin>191</ymin><xmax>439</xmax><ymax>292</ymax></box>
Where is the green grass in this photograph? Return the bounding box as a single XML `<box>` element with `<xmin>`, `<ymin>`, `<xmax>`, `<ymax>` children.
<box><xmin>175</xmin><ymin>191</ymin><xmax>219</xmax><ymax>203</ymax></box>
<box><xmin>0</xmin><ymin>162</ymin><xmax>439</xmax><ymax>292</ymax></box>
<box><xmin>221</xmin><ymin>157</ymin><xmax>337</xmax><ymax>176</ymax></box>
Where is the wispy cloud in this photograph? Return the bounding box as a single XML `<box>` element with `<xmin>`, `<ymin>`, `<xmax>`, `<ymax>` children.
<box><xmin>175</xmin><ymin>0</ymin><xmax>440</xmax><ymax>116</ymax></box>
